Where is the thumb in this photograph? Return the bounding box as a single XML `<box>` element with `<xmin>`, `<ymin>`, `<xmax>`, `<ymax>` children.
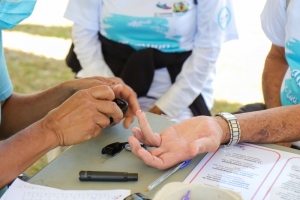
<box><xmin>189</xmin><ymin>137</ymin><xmax>219</xmax><ymax>156</ymax></box>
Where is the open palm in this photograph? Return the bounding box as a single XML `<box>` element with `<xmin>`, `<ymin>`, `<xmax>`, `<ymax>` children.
<box><xmin>128</xmin><ymin>110</ymin><xmax>224</xmax><ymax>170</ymax></box>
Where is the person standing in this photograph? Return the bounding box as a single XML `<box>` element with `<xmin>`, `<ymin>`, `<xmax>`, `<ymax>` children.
<box><xmin>234</xmin><ymin>0</ymin><xmax>300</xmax><ymax>148</ymax></box>
<box><xmin>64</xmin><ymin>0</ymin><xmax>238</xmax><ymax>121</ymax></box>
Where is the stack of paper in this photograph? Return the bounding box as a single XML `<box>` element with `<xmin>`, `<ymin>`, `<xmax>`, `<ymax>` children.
<box><xmin>1</xmin><ymin>179</ymin><xmax>130</xmax><ymax>200</ymax></box>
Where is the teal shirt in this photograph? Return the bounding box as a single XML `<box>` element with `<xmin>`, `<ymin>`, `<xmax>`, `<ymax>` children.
<box><xmin>0</xmin><ymin>30</ymin><xmax>13</xmax><ymax>124</ymax></box>
<box><xmin>0</xmin><ymin>186</ymin><xmax>7</xmax><ymax>198</ymax></box>
<box><xmin>279</xmin><ymin>1</ymin><xmax>300</xmax><ymax>106</ymax></box>
<box><xmin>0</xmin><ymin>30</ymin><xmax>13</xmax><ymax>101</ymax></box>
<box><xmin>0</xmin><ymin>30</ymin><xmax>13</xmax><ymax>199</ymax></box>
<box><xmin>280</xmin><ymin>0</ymin><xmax>300</xmax><ymax>106</ymax></box>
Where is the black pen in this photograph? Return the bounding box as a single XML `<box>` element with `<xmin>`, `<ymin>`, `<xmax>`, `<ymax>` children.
<box><xmin>79</xmin><ymin>171</ymin><xmax>138</xmax><ymax>182</ymax></box>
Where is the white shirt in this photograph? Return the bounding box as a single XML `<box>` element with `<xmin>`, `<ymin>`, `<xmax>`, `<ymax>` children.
<box><xmin>64</xmin><ymin>0</ymin><xmax>238</xmax><ymax>119</ymax></box>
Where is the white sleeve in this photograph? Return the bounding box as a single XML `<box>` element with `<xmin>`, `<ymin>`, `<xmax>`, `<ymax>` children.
<box><xmin>64</xmin><ymin>0</ymin><xmax>114</xmax><ymax>78</ymax></box>
<box><xmin>72</xmin><ymin>24</ymin><xmax>114</xmax><ymax>78</ymax></box>
<box><xmin>260</xmin><ymin>0</ymin><xmax>286</xmax><ymax>47</ymax></box>
<box><xmin>64</xmin><ymin>0</ymin><xmax>100</xmax><ymax>31</ymax></box>
<box><xmin>155</xmin><ymin>0</ymin><xmax>238</xmax><ymax>118</ymax></box>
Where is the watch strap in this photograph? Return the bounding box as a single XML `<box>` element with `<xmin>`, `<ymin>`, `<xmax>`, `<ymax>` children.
<box><xmin>216</xmin><ymin>112</ymin><xmax>241</xmax><ymax>148</ymax></box>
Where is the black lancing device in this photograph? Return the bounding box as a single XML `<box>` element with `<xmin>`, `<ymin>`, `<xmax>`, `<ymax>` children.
<box><xmin>79</xmin><ymin>171</ymin><xmax>138</xmax><ymax>182</ymax></box>
<box><xmin>113</xmin><ymin>98</ymin><xmax>128</xmax><ymax>114</ymax></box>
<box><xmin>110</xmin><ymin>98</ymin><xmax>128</xmax><ymax>124</ymax></box>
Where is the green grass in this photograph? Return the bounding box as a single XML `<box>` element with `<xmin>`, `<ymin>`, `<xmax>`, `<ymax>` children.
<box><xmin>24</xmin><ymin>155</ymin><xmax>48</xmax><ymax>177</ymax></box>
<box><xmin>7</xmin><ymin>24</ymin><xmax>72</xmax><ymax>39</ymax></box>
<box><xmin>211</xmin><ymin>100</ymin><xmax>242</xmax><ymax>115</ymax></box>
<box><xmin>4</xmin><ymin>24</ymin><xmax>243</xmax><ymax>177</ymax></box>
<box><xmin>5</xmin><ymin>49</ymin><xmax>74</xmax><ymax>94</ymax></box>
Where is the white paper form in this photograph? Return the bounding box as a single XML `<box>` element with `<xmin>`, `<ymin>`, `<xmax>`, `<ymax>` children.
<box><xmin>1</xmin><ymin>179</ymin><xmax>130</xmax><ymax>200</ymax></box>
<box><xmin>264</xmin><ymin>157</ymin><xmax>300</xmax><ymax>200</ymax></box>
<box><xmin>1</xmin><ymin>179</ymin><xmax>61</xmax><ymax>200</ymax></box>
<box><xmin>184</xmin><ymin>143</ymin><xmax>300</xmax><ymax>200</ymax></box>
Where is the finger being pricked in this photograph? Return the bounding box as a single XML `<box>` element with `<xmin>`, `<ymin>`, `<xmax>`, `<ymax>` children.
<box><xmin>133</xmin><ymin>110</ymin><xmax>161</xmax><ymax>146</ymax></box>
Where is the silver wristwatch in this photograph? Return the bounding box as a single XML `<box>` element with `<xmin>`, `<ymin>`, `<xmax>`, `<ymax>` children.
<box><xmin>216</xmin><ymin>112</ymin><xmax>241</xmax><ymax>148</ymax></box>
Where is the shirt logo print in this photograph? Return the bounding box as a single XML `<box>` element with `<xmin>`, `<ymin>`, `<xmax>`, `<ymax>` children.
<box><xmin>156</xmin><ymin>2</ymin><xmax>171</xmax><ymax>10</ymax></box>
<box><xmin>173</xmin><ymin>1</ymin><xmax>189</xmax><ymax>13</ymax></box>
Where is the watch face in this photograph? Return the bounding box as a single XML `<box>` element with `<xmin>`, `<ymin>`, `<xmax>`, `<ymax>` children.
<box><xmin>123</xmin><ymin>193</ymin><xmax>151</xmax><ymax>200</ymax></box>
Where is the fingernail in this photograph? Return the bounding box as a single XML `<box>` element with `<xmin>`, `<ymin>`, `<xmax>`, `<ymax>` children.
<box><xmin>112</xmin><ymin>84</ymin><xmax>121</xmax><ymax>89</ymax></box>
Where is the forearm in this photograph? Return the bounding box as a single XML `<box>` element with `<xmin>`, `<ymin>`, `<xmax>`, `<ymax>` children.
<box><xmin>239</xmin><ymin>105</ymin><xmax>300</xmax><ymax>143</ymax></box>
<box><xmin>262</xmin><ymin>44</ymin><xmax>288</xmax><ymax>108</ymax></box>
<box><xmin>0</xmin><ymin>119</ymin><xmax>58</xmax><ymax>188</ymax></box>
<box><xmin>216</xmin><ymin>105</ymin><xmax>300</xmax><ymax>145</ymax></box>
<box><xmin>0</xmin><ymin>83</ymin><xmax>71</xmax><ymax>138</ymax></box>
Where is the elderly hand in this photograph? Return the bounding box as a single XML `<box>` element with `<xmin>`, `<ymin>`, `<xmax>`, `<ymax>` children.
<box><xmin>128</xmin><ymin>110</ymin><xmax>224</xmax><ymax>170</ymax></box>
<box><xmin>43</xmin><ymin>85</ymin><xmax>123</xmax><ymax>146</ymax></box>
<box><xmin>62</xmin><ymin>76</ymin><xmax>139</xmax><ymax>128</ymax></box>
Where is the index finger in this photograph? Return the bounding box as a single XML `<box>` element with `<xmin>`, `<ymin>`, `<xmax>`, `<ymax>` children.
<box><xmin>135</xmin><ymin>110</ymin><xmax>161</xmax><ymax>147</ymax></box>
<box><xmin>114</xmin><ymin>84</ymin><xmax>139</xmax><ymax>106</ymax></box>
<box><xmin>87</xmin><ymin>85</ymin><xmax>115</xmax><ymax>101</ymax></box>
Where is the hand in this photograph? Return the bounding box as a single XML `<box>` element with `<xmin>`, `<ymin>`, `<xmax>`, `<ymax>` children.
<box><xmin>43</xmin><ymin>85</ymin><xmax>123</xmax><ymax>146</ymax></box>
<box><xmin>110</xmin><ymin>78</ymin><xmax>140</xmax><ymax>128</ymax></box>
<box><xmin>149</xmin><ymin>106</ymin><xmax>165</xmax><ymax>115</ymax></box>
<box><xmin>62</xmin><ymin>76</ymin><xmax>140</xmax><ymax>128</ymax></box>
<box><xmin>128</xmin><ymin>110</ymin><xmax>224</xmax><ymax>170</ymax></box>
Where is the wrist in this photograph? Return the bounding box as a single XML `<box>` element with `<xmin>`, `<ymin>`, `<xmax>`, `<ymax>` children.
<box><xmin>214</xmin><ymin>116</ymin><xmax>230</xmax><ymax>145</ymax></box>
<box><xmin>59</xmin><ymin>80</ymin><xmax>76</xmax><ymax>97</ymax></box>
<box><xmin>35</xmin><ymin>118</ymin><xmax>60</xmax><ymax>150</ymax></box>
<box><xmin>215</xmin><ymin>112</ymin><xmax>241</xmax><ymax>147</ymax></box>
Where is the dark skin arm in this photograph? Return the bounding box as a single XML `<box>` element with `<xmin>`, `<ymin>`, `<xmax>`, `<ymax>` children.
<box><xmin>0</xmin><ymin>77</ymin><xmax>139</xmax><ymax>139</ymax></box>
<box><xmin>0</xmin><ymin>76</ymin><xmax>139</xmax><ymax>187</ymax></box>
<box><xmin>0</xmin><ymin>85</ymin><xmax>128</xmax><ymax>188</ymax></box>
<box><xmin>262</xmin><ymin>44</ymin><xmax>288</xmax><ymax>108</ymax></box>
<box><xmin>262</xmin><ymin>44</ymin><xmax>290</xmax><ymax>147</ymax></box>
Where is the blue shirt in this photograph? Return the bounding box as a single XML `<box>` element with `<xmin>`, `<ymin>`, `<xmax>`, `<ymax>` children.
<box><xmin>0</xmin><ymin>31</ymin><xmax>11</xmax><ymax>197</ymax></box>
<box><xmin>0</xmin><ymin>30</ymin><xmax>13</xmax><ymax>123</ymax></box>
